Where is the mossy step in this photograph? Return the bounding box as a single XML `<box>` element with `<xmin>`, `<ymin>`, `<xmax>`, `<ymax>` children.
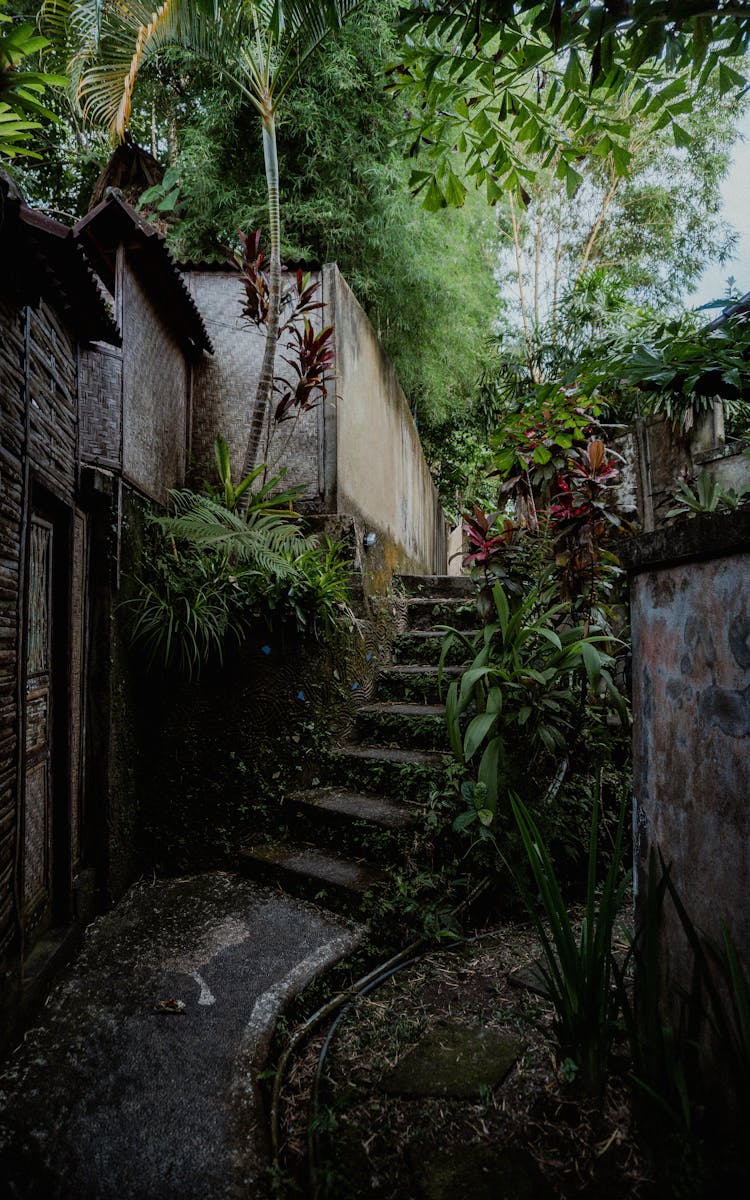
<box><xmin>329</xmin><ymin>745</ymin><xmax>447</xmax><ymax>800</ymax></box>
<box><xmin>286</xmin><ymin>787</ymin><xmax>416</xmax><ymax>830</ymax></box>
<box><xmin>376</xmin><ymin>665</ymin><xmax>462</xmax><ymax>704</ymax></box>
<box><xmin>393</xmin><ymin>630</ymin><xmax>478</xmax><ymax>666</ymax></box>
<box><xmin>355</xmin><ymin>702</ymin><xmax>447</xmax><ymax>750</ymax></box>
<box><xmin>237</xmin><ymin>840</ymin><xmax>387</xmax><ymax>906</ymax></box>
<box><xmin>397</xmin><ymin>574</ymin><xmax>474</xmax><ymax>598</ymax></box>
<box><xmin>406</xmin><ymin>596</ymin><xmax>477</xmax><ymax>631</ymax></box>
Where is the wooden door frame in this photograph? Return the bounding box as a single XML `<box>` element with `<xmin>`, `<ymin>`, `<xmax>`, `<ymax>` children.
<box><xmin>18</xmin><ymin>477</ymin><xmax>74</xmax><ymax>957</ymax></box>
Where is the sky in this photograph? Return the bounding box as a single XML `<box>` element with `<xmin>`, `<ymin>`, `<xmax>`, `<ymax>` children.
<box><xmin>688</xmin><ymin>109</ymin><xmax>750</xmax><ymax>310</ymax></box>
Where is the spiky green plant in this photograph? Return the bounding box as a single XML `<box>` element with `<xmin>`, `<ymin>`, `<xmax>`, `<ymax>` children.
<box><xmin>511</xmin><ymin>785</ymin><xmax>629</xmax><ymax>1095</ymax></box>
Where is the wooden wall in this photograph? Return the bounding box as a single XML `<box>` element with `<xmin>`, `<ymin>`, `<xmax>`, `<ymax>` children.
<box><xmin>0</xmin><ymin>296</ymin><xmax>79</xmax><ymax>964</ymax></box>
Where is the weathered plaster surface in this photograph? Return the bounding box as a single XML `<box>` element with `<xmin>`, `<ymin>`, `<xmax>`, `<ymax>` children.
<box><xmin>631</xmin><ymin>551</ymin><xmax>750</xmax><ymax>981</ymax></box>
<box><xmin>328</xmin><ymin>266</ymin><xmax>446</xmax><ymax>583</ymax></box>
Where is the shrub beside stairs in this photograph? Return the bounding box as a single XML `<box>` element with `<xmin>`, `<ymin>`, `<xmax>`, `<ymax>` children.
<box><xmin>237</xmin><ymin>574</ymin><xmax>476</xmax><ymax>911</ymax></box>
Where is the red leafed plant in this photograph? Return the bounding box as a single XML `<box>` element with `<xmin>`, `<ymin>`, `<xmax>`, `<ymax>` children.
<box><xmin>462</xmin><ymin>505</ymin><xmax>516</xmax><ymax>568</ymax></box>
<box><xmin>274</xmin><ymin>320</ymin><xmax>335</xmax><ymax>423</ymax></box>
<box><xmin>231</xmin><ymin>232</ymin><xmax>336</xmax><ymax>451</ymax></box>
<box><xmin>280</xmin><ymin>268</ymin><xmax>325</xmax><ymax>332</ymax></box>
<box><xmin>235</xmin><ymin>229</ymin><xmax>270</xmax><ymax>328</ymax></box>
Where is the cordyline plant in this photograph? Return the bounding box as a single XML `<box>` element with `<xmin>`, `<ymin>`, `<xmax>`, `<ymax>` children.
<box><xmin>44</xmin><ymin>0</ymin><xmax>363</xmax><ymax>481</ymax></box>
<box><xmin>234</xmin><ymin>235</ymin><xmax>334</xmax><ymax>444</ymax></box>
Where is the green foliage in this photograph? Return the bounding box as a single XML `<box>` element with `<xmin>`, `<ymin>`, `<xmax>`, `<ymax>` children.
<box><xmin>149</xmin><ymin>2</ymin><xmax>498</xmax><ymax>443</ymax></box>
<box><xmin>511</xmin><ymin>786</ymin><xmax>629</xmax><ymax>1095</ymax></box>
<box><xmin>443</xmin><ymin>578</ymin><xmax>626</xmax><ymax>825</ymax></box>
<box><xmin>617</xmin><ymin>849</ymin><xmax>750</xmax><ymax>1164</ymax></box>
<box><xmin>491</xmin><ymin>385</ymin><xmax>603</xmax><ymax>487</ymax></box>
<box><xmin>122</xmin><ymin>475</ymin><xmax>353</xmax><ymax>679</ymax></box>
<box><xmin>581</xmin><ymin>310</ymin><xmax>750</xmax><ymax>430</ymax></box>
<box><xmin>394</xmin><ymin>1</ymin><xmax>749</xmax><ymax>207</ymax></box>
<box><xmin>0</xmin><ymin>1</ymin><xmax>65</xmax><ymax>159</ymax></box>
<box><xmin>667</xmin><ymin>470</ymin><xmax>750</xmax><ymax>518</ymax></box>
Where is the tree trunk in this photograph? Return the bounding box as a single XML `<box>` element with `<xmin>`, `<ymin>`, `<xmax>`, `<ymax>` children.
<box><xmin>241</xmin><ymin>109</ymin><xmax>281</xmax><ymax>488</ymax></box>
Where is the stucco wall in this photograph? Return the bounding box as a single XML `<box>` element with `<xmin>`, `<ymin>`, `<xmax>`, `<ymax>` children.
<box><xmin>326</xmin><ymin>265</ymin><xmax>446</xmax><ymax>586</ymax></box>
<box><xmin>186</xmin><ymin>270</ymin><xmax>323</xmax><ymax>503</ymax></box>
<box><xmin>185</xmin><ymin>264</ymin><xmax>446</xmax><ymax>586</ymax></box>
<box><xmin>627</xmin><ymin>512</ymin><xmax>750</xmax><ymax>1008</ymax></box>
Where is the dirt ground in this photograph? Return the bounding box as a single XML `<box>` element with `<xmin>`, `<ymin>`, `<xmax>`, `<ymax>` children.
<box><xmin>274</xmin><ymin>920</ymin><xmax>663</xmax><ymax>1199</ymax></box>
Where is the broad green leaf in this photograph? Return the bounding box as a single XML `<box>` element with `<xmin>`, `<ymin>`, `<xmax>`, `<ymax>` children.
<box><xmin>464</xmin><ymin>710</ymin><xmax>498</xmax><ymax>760</ymax></box>
<box><xmin>672</xmin><ymin>122</ymin><xmax>692</xmax><ymax>149</ymax></box>
<box><xmin>477</xmin><ymin>736</ymin><xmax>503</xmax><ymax>814</ymax></box>
<box><xmin>422</xmin><ymin>176</ymin><xmax>445</xmax><ymax>212</ymax></box>
<box><xmin>443</xmin><ymin>168</ymin><xmax>467</xmax><ymax>208</ymax></box>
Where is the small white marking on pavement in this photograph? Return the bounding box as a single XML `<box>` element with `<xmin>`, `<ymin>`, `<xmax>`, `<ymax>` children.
<box><xmin>189</xmin><ymin>971</ymin><xmax>216</xmax><ymax>1006</ymax></box>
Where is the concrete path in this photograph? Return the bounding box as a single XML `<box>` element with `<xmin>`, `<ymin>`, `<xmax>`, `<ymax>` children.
<box><xmin>0</xmin><ymin>873</ymin><xmax>362</xmax><ymax>1200</ymax></box>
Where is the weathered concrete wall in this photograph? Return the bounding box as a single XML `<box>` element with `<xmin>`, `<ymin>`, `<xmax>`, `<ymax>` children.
<box><xmin>447</xmin><ymin>524</ymin><xmax>465</xmax><ymax>576</ymax></box>
<box><xmin>326</xmin><ymin>265</ymin><xmax>447</xmax><ymax>590</ymax></box>
<box><xmin>185</xmin><ymin>264</ymin><xmax>447</xmax><ymax>588</ymax></box>
<box><xmin>623</xmin><ymin>407</ymin><xmax>750</xmax><ymax>532</ymax></box>
<box><xmin>186</xmin><ymin>270</ymin><xmax>323</xmax><ymax>503</ymax></box>
<box><xmin>625</xmin><ymin>510</ymin><xmax>750</xmax><ymax>1021</ymax></box>
<box><xmin>121</xmin><ymin>258</ymin><xmax>187</xmax><ymax>502</ymax></box>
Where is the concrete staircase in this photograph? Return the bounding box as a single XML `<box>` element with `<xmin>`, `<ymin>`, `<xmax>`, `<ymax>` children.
<box><xmin>237</xmin><ymin>574</ymin><xmax>476</xmax><ymax>910</ymax></box>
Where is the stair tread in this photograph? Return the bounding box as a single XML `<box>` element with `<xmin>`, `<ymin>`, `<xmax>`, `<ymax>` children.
<box><xmin>332</xmin><ymin>745</ymin><xmax>444</xmax><ymax>766</ymax></box>
<box><xmin>396</xmin><ymin>629</ymin><xmax>480</xmax><ymax>640</ymax></box>
<box><xmin>405</xmin><ymin>592</ymin><xmax>470</xmax><ymax>604</ymax></box>
<box><xmin>397</xmin><ymin>574</ymin><xmax>474</xmax><ymax>595</ymax></box>
<box><xmin>288</xmin><ymin>787</ymin><xmax>416</xmax><ymax>828</ymax></box>
<box><xmin>358</xmin><ymin>702</ymin><xmax>446</xmax><ymax>718</ymax></box>
<box><xmin>239</xmin><ymin>840</ymin><xmax>387</xmax><ymax>891</ymax></box>
<box><xmin>380</xmin><ymin>664</ymin><xmax>462</xmax><ymax>676</ymax></box>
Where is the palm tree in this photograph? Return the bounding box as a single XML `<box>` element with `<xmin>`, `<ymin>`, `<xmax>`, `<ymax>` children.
<box><xmin>45</xmin><ymin>0</ymin><xmax>362</xmax><ymax>480</ymax></box>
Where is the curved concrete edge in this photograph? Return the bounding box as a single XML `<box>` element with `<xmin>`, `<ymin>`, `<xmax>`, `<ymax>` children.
<box><xmin>0</xmin><ymin>874</ymin><xmax>366</xmax><ymax>1200</ymax></box>
<box><xmin>231</xmin><ymin>927</ymin><xmax>363</xmax><ymax>1187</ymax></box>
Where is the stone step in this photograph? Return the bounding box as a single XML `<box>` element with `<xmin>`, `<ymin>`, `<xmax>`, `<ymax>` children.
<box><xmin>355</xmin><ymin>702</ymin><xmax>447</xmax><ymax>750</ymax></box>
<box><xmin>287</xmin><ymin>786</ymin><xmax>415</xmax><ymax>830</ymax></box>
<box><xmin>392</xmin><ymin>629</ymin><xmax>478</xmax><ymax>666</ymax></box>
<box><xmin>376</xmin><ymin>665</ymin><xmax>462</xmax><ymax>704</ymax></box>
<box><xmin>329</xmin><ymin>745</ymin><xmax>446</xmax><ymax>800</ymax></box>
<box><xmin>397</xmin><ymin>574</ymin><xmax>474</xmax><ymax>598</ymax></box>
<box><xmin>405</xmin><ymin>596</ymin><xmax>477</xmax><ymax>631</ymax></box>
<box><xmin>237</xmin><ymin>840</ymin><xmax>388</xmax><ymax>909</ymax></box>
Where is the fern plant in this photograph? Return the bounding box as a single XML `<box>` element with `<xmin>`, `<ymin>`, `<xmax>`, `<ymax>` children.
<box><xmin>123</xmin><ymin>476</ymin><xmax>352</xmax><ymax>678</ymax></box>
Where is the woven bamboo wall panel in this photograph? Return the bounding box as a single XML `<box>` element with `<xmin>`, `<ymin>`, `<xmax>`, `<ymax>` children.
<box><xmin>27</xmin><ymin>302</ymin><xmax>77</xmax><ymax>500</ymax></box>
<box><xmin>0</xmin><ymin>295</ymin><xmax>78</xmax><ymax>960</ymax></box>
<box><xmin>70</xmin><ymin>511</ymin><xmax>87</xmax><ymax>866</ymax></box>
<box><xmin>121</xmin><ymin>263</ymin><xmax>187</xmax><ymax>502</ymax></box>
<box><xmin>187</xmin><ymin>272</ymin><xmax>323</xmax><ymax>501</ymax></box>
<box><xmin>0</xmin><ymin>299</ymin><xmax>26</xmax><ymax>959</ymax></box>
<box><xmin>79</xmin><ymin>346</ymin><xmax>122</xmax><ymax>468</ymax></box>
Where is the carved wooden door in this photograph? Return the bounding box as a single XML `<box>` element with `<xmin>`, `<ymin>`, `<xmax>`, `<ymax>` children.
<box><xmin>24</xmin><ymin>515</ymin><xmax>54</xmax><ymax>932</ymax></box>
